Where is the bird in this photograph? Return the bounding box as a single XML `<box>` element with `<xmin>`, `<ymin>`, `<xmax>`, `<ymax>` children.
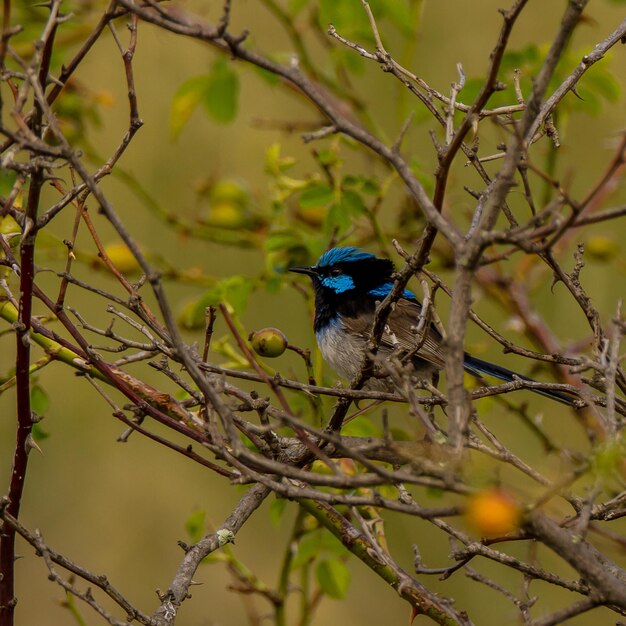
<box><xmin>289</xmin><ymin>246</ymin><xmax>575</xmax><ymax>405</ymax></box>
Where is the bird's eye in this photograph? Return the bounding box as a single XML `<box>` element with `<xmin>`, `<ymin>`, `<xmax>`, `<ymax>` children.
<box><xmin>330</xmin><ymin>267</ymin><xmax>343</xmax><ymax>276</ymax></box>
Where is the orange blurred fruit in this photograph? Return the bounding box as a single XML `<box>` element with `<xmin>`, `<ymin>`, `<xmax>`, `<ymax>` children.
<box><xmin>466</xmin><ymin>488</ymin><xmax>521</xmax><ymax>537</ymax></box>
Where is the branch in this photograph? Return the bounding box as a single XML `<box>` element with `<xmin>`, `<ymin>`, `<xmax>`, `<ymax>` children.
<box><xmin>152</xmin><ymin>484</ymin><xmax>270</xmax><ymax>625</ymax></box>
<box><xmin>299</xmin><ymin>497</ymin><xmax>472</xmax><ymax>626</ymax></box>
<box><xmin>527</xmin><ymin>510</ymin><xmax>626</xmax><ymax>609</ymax></box>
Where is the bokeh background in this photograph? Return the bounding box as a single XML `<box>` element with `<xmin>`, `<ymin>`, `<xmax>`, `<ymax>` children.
<box><xmin>1</xmin><ymin>1</ymin><xmax>626</xmax><ymax>624</ymax></box>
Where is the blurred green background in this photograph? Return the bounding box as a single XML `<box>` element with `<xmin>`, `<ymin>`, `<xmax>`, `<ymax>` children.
<box><xmin>1</xmin><ymin>1</ymin><xmax>626</xmax><ymax>624</ymax></box>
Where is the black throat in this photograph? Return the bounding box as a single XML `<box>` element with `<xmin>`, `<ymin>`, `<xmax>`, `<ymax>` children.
<box><xmin>309</xmin><ymin>256</ymin><xmax>395</xmax><ymax>333</ymax></box>
<box><xmin>312</xmin><ymin>284</ymin><xmax>379</xmax><ymax>333</ymax></box>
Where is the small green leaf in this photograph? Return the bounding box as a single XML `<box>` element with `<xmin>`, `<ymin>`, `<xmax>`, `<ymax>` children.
<box><xmin>324</xmin><ymin>202</ymin><xmax>351</xmax><ymax>234</ymax></box>
<box><xmin>340</xmin><ymin>190</ymin><xmax>366</xmax><ymax>215</ymax></box>
<box><xmin>32</xmin><ymin>423</ymin><xmax>49</xmax><ymax>442</ymax></box>
<box><xmin>266</xmin><ymin>143</ymin><xmax>283</xmax><ymax>175</ymax></box>
<box><xmin>264</xmin><ymin>229</ymin><xmax>303</xmax><ymax>252</ymax></box>
<box><xmin>375</xmin><ymin>0</ymin><xmax>414</xmax><ymax>36</ymax></box>
<box><xmin>584</xmin><ymin>66</ymin><xmax>620</xmax><ymax>103</ymax></box>
<box><xmin>342</xmin><ymin>175</ymin><xmax>360</xmax><ymax>187</ymax></box>
<box><xmin>253</xmin><ymin>65</ymin><xmax>281</xmax><ymax>86</ymax></box>
<box><xmin>202</xmin><ymin>58</ymin><xmax>240</xmax><ymax>124</ymax></box>
<box><xmin>299</xmin><ymin>184</ymin><xmax>334</xmax><ymax>209</ymax></box>
<box><xmin>179</xmin><ymin>276</ymin><xmax>253</xmax><ymax>329</ymax></box>
<box><xmin>457</xmin><ymin>78</ymin><xmax>483</xmax><ymax>108</ymax></box>
<box><xmin>500</xmin><ymin>44</ymin><xmax>541</xmax><ymax>77</ymax></box>
<box><xmin>31</xmin><ymin>384</ymin><xmax>49</xmax><ymax>414</ymax></box>
<box><xmin>178</xmin><ymin>299</ymin><xmax>208</xmax><ymax>330</ymax></box>
<box><xmin>265</xmin><ymin>143</ymin><xmax>296</xmax><ymax>175</ymax></box>
<box><xmin>199</xmin><ymin>276</ymin><xmax>254</xmax><ymax>314</ymax></box>
<box><xmin>269</xmin><ymin>497</ymin><xmax>288</xmax><ymax>526</ymax></box>
<box><xmin>316</xmin><ymin>149</ymin><xmax>339</xmax><ymax>167</ymax></box>
<box><xmin>0</xmin><ymin>169</ymin><xmax>18</xmax><ymax>196</ymax></box>
<box><xmin>332</xmin><ymin>46</ymin><xmax>366</xmax><ymax>74</ymax></box>
<box><xmin>361</xmin><ymin>178</ymin><xmax>380</xmax><ymax>195</ymax></box>
<box><xmin>185</xmin><ymin>509</ymin><xmax>206</xmax><ymax>543</ymax></box>
<box><xmin>316</xmin><ymin>559</ymin><xmax>351</xmax><ymax>599</ymax></box>
<box><xmin>291</xmin><ymin>532</ymin><xmax>321</xmax><ymax>569</ymax></box>
<box><xmin>170</xmin><ymin>76</ymin><xmax>210</xmax><ymax>140</ymax></box>
<box><xmin>291</xmin><ymin>529</ymin><xmax>350</xmax><ymax>570</ymax></box>
<box><xmin>341</xmin><ymin>418</ymin><xmax>380</xmax><ymax>438</ymax></box>
<box><xmin>319</xmin><ymin>0</ymin><xmax>371</xmax><ymax>40</ymax></box>
<box><xmin>585</xmin><ymin>234</ymin><xmax>620</xmax><ymax>262</ymax></box>
<box><xmin>592</xmin><ymin>438</ymin><xmax>626</xmax><ymax>477</ymax></box>
<box><xmin>426</xmin><ymin>486</ymin><xmax>445</xmax><ymax>499</ymax></box>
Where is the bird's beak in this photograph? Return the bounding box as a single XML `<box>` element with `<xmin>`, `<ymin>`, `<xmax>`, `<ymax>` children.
<box><xmin>288</xmin><ymin>266</ymin><xmax>318</xmax><ymax>277</ymax></box>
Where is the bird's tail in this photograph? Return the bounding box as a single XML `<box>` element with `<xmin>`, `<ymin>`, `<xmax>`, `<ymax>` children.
<box><xmin>463</xmin><ymin>354</ymin><xmax>576</xmax><ymax>406</ymax></box>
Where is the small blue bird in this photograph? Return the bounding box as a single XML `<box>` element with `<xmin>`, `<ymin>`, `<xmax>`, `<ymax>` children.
<box><xmin>290</xmin><ymin>246</ymin><xmax>574</xmax><ymax>405</ymax></box>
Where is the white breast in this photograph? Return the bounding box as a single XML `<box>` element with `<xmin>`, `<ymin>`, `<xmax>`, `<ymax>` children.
<box><xmin>315</xmin><ymin>319</ymin><xmax>365</xmax><ymax>381</ymax></box>
<box><xmin>315</xmin><ymin>316</ymin><xmax>438</xmax><ymax>390</ymax></box>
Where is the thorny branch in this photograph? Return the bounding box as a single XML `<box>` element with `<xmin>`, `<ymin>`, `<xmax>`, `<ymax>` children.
<box><xmin>0</xmin><ymin>1</ymin><xmax>625</xmax><ymax>626</ymax></box>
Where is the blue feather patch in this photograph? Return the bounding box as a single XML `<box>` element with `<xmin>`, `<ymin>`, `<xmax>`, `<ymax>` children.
<box><xmin>368</xmin><ymin>283</ymin><xmax>417</xmax><ymax>301</ymax></box>
<box><xmin>316</xmin><ymin>247</ymin><xmax>377</xmax><ymax>267</ymax></box>
<box><xmin>320</xmin><ymin>274</ymin><xmax>356</xmax><ymax>293</ymax></box>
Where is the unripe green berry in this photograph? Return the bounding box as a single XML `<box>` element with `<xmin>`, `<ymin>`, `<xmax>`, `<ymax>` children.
<box><xmin>249</xmin><ymin>327</ymin><xmax>288</xmax><ymax>358</ymax></box>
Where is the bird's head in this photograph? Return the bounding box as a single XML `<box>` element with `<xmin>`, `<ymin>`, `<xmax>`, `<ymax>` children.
<box><xmin>289</xmin><ymin>247</ymin><xmax>395</xmax><ymax>297</ymax></box>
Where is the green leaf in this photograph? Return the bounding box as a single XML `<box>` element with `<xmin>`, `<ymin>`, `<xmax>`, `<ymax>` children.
<box><xmin>178</xmin><ymin>298</ymin><xmax>208</xmax><ymax>330</ymax></box>
<box><xmin>265</xmin><ymin>143</ymin><xmax>296</xmax><ymax>175</ymax></box>
<box><xmin>585</xmin><ymin>234</ymin><xmax>621</xmax><ymax>262</ymax></box>
<box><xmin>316</xmin><ymin>149</ymin><xmax>339</xmax><ymax>167</ymax></box>
<box><xmin>0</xmin><ymin>168</ymin><xmax>17</xmax><ymax>196</ymax></box>
<box><xmin>584</xmin><ymin>66</ymin><xmax>620</xmax><ymax>103</ymax></box>
<box><xmin>340</xmin><ymin>189</ymin><xmax>366</xmax><ymax>215</ymax></box>
<box><xmin>269</xmin><ymin>497</ymin><xmax>288</xmax><ymax>526</ymax></box>
<box><xmin>324</xmin><ymin>201</ymin><xmax>351</xmax><ymax>234</ymax></box>
<box><xmin>202</xmin><ymin>58</ymin><xmax>240</xmax><ymax>124</ymax></box>
<box><xmin>426</xmin><ymin>486</ymin><xmax>445</xmax><ymax>499</ymax></box>
<box><xmin>341</xmin><ymin>175</ymin><xmax>360</xmax><ymax>187</ymax></box>
<box><xmin>170</xmin><ymin>76</ymin><xmax>210</xmax><ymax>140</ymax></box>
<box><xmin>264</xmin><ymin>229</ymin><xmax>303</xmax><ymax>252</ymax></box>
<box><xmin>32</xmin><ymin>423</ymin><xmax>49</xmax><ymax>442</ymax></box>
<box><xmin>571</xmin><ymin>86</ymin><xmax>601</xmax><ymax>116</ymax></box>
<box><xmin>291</xmin><ymin>532</ymin><xmax>321</xmax><ymax>569</ymax></box>
<box><xmin>361</xmin><ymin>177</ymin><xmax>380</xmax><ymax>195</ymax></box>
<box><xmin>299</xmin><ymin>184</ymin><xmax>334</xmax><ymax>208</ymax></box>
<box><xmin>202</xmin><ymin>276</ymin><xmax>254</xmax><ymax>314</ymax></box>
<box><xmin>31</xmin><ymin>384</ymin><xmax>49</xmax><ymax>414</ymax></box>
<box><xmin>374</xmin><ymin>0</ymin><xmax>414</xmax><ymax>36</ymax></box>
<box><xmin>318</xmin><ymin>0</ymin><xmax>372</xmax><ymax>40</ymax></box>
<box><xmin>592</xmin><ymin>438</ymin><xmax>626</xmax><ymax>477</ymax></box>
<box><xmin>263</xmin><ymin>228</ymin><xmax>312</xmax><ymax>273</ymax></box>
<box><xmin>224</xmin><ymin>276</ymin><xmax>254</xmax><ymax>313</ymax></box>
<box><xmin>253</xmin><ymin>64</ymin><xmax>281</xmax><ymax>86</ymax></box>
<box><xmin>500</xmin><ymin>44</ymin><xmax>541</xmax><ymax>77</ymax></box>
<box><xmin>457</xmin><ymin>78</ymin><xmax>483</xmax><ymax>108</ymax></box>
<box><xmin>264</xmin><ymin>274</ymin><xmax>283</xmax><ymax>293</ymax></box>
<box><xmin>320</xmin><ymin>0</ymin><xmax>414</xmax><ymax>41</ymax></box>
<box><xmin>341</xmin><ymin>417</ymin><xmax>380</xmax><ymax>438</ymax></box>
<box><xmin>179</xmin><ymin>276</ymin><xmax>254</xmax><ymax>329</ymax></box>
<box><xmin>291</xmin><ymin>529</ymin><xmax>350</xmax><ymax>570</ymax></box>
<box><xmin>316</xmin><ymin>559</ymin><xmax>351</xmax><ymax>599</ymax></box>
<box><xmin>185</xmin><ymin>509</ymin><xmax>206</xmax><ymax>543</ymax></box>
<box><xmin>332</xmin><ymin>46</ymin><xmax>366</xmax><ymax>74</ymax></box>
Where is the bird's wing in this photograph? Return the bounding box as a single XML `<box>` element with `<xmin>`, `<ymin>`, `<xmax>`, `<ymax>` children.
<box><xmin>341</xmin><ymin>298</ymin><xmax>446</xmax><ymax>369</ymax></box>
<box><xmin>387</xmin><ymin>299</ymin><xmax>446</xmax><ymax>368</ymax></box>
